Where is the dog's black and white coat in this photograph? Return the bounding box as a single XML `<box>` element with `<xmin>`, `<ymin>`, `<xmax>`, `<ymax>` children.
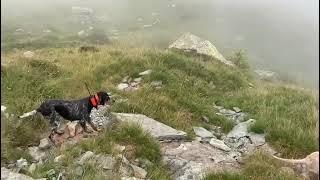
<box><xmin>18</xmin><ymin>91</ymin><xmax>110</xmax><ymax>139</ymax></box>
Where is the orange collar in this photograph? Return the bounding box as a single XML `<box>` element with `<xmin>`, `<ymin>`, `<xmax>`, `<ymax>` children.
<box><xmin>90</xmin><ymin>94</ymin><xmax>99</xmax><ymax>108</ymax></box>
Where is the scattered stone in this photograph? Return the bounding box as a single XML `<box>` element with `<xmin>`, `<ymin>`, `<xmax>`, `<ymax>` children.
<box><xmin>169</xmin><ymin>33</ymin><xmax>234</xmax><ymax>66</ymax></box>
<box><xmin>15</xmin><ymin>28</ymin><xmax>24</xmax><ymax>32</ymax></box>
<box><xmin>254</xmin><ymin>70</ymin><xmax>277</xmax><ymax>81</ymax></box>
<box><xmin>78</xmin><ymin>151</ymin><xmax>94</xmax><ymax>165</ymax></box>
<box><xmin>139</xmin><ymin>70</ymin><xmax>152</xmax><ymax>76</ymax></box>
<box><xmin>77</xmin><ymin>30</ymin><xmax>87</xmax><ymax>38</ymax></box>
<box><xmin>193</xmin><ymin>127</ymin><xmax>215</xmax><ymax>138</ymax></box>
<box><xmin>227</xmin><ymin>119</ymin><xmax>256</xmax><ymax>139</ymax></box>
<box><xmin>1</xmin><ymin>167</ymin><xmax>34</xmax><ymax>180</ymax></box>
<box><xmin>113</xmin><ymin>113</ymin><xmax>187</xmax><ymax>140</ymax></box>
<box><xmin>209</xmin><ymin>138</ymin><xmax>231</xmax><ymax>151</ymax></box>
<box><xmin>43</xmin><ymin>29</ymin><xmax>51</xmax><ymax>33</ymax></box>
<box><xmin>16</xmin><ymin>158</ymin><xmax>28</xmax><ymax>170</ymax></box>
<box><xmin>201</xmin><ymin>115</ymin><xmax>210</xmax><ymax>123</ymax></box>
<box><xmin>28</xmin><ymin>163</ymin><xmax>36</xmax><ymax>173</ymax></box>
<box><xmin>96</xmin><ymin>155</ymin><xmax>116</xmax><ymax>170</ymax></box>
<box><xmin>133</xmin><ymin>77</ymin><xmax>142</xmax><ymax>83</ymax></box>
<box><xmin>54</xmin><ymin>155</ymin><xmax>65</xmax><ymax>163</ymax></box>
<box><xmin>137</xmin><ymin>17</ymin><xmax>143</xmax><ymax>22</ymax></box>
<box><xmin>119</xmin><ymin>157</ymin><xmax>134</xmax><ymax>177</ymax></box>
<box><xmin>143</xmin><ymin>24</ymin><xmax>152</xmax><ymax>28</ymax></box>
<box><xmin>117</xmin><ymin>83</ymin><xmax>129</xmax><ymax>91</ymax></box>
<box><xmin>39</xmin><ymin>138</ymin><xmax>51</xmax><ymax>150</ymax></box>
<box><xmin>232</xmin><ymin>107</ymin><xmax>241</xmax><ymax>113</ymax></box>
<box><xmin>1</xmin><ymin>105</ymin><xmax>6</xmax><ymax>112</ymax></box>
<box><xmin>23</xmin><ymin>51</ymin><xmax>34</xmax><ymax>58</ymax></box>
<box><xmin>74</xmin><ymin>166</ymin><xmax>83</xmax><ymax>176</ymax></box>
<box><xmin>213</xmin><ymin>105</ymin><xmax>224</xmax><ymax>110</ymax></box>
<box><xmin>131</xmin><ymin>164</ymin><xmax>147</xmax><ymax>179</ymax></box>
<box><xmin>46</xmin><ymin>169</ymin><xmax>56</xmax><ymax>177</ymax></box>
<box><xmin>121</xmin><ymin>177</ymin><xmax>143</xmax><ymax>180</ymax></box>
<box><xmin>162</xmin><ymin>141</ymin><xmax>239</xmax><ymax>179</ymax></box>
<box><xmin>150</xmin><ymin>81</ymin><xmax>162</xmax><ymax>87</ymax></box>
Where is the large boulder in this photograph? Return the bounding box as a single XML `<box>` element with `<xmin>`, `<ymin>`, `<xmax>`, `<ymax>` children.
<box><xmin>112</xmin><ymin>113</ymin><xmax>187</xmax><ymax>141</ymax></box>
<box><xmin>169</xmin><ymin>33</ymin><xmax>234</xmax><ymax>66</ymax></box>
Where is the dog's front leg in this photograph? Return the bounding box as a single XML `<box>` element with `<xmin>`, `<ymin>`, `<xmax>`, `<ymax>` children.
<box><xmin>88</xmin><ymin>121</ymin><xmax>101</xmax><ymax>132</ymax></box>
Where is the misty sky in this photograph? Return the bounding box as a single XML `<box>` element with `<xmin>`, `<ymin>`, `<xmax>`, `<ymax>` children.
<box><xmin>1</xmin><ymin>0</ymin><xmax>319</xmax><ymax>88</ymax></box>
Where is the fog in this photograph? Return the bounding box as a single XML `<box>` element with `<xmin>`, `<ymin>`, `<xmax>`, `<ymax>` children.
<box><xmin>2</xmin><ymin>0</ymin><xmax>318</xmax><ymax>88</ymax></box>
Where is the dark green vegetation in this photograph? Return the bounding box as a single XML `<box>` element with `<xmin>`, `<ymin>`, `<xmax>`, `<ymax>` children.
<box><xmin>1</xmin><ymin>45</ymin><xmax>318</xmax><ymax>179</ymax></box>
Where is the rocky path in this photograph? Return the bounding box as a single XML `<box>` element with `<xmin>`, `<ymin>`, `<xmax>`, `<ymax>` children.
<box><xmin>1</xmin><ymin>104</ymin><xmax>274</xmax><ymax>180</ymax></box>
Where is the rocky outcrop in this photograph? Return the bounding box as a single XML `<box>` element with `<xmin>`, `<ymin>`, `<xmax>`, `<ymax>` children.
<box><xmin>112</xmin><ymin>113</ymin><xmax>187</xmax><ymax>141</ymax></box>
<box><xmin>1</xmin><ymin>167</ymin><xmax>34</xmax><ymax>180</ymax></box>
<box><xmin>169</xmin><ymin>33</ymin><xmax>234</xmax><ymax>66</ymax></box>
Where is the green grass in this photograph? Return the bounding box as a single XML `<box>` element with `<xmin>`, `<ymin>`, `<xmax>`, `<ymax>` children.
<box><xmin>1</xmin><ymin>46</ymin><xmax>318</xmax><ymax>159</ymax></box>
<box><xmin>29</xmin><ymin>123</ymin><xmax>169</xmax><ymax>180</ymax></box>
<box><xmin>204</xmin><ymin>151</ymin><xmax>301</xmax><ymax>180</ymax></box>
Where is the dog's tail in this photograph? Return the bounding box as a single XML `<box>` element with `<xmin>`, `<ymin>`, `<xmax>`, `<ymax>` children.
<box><xmin>18</xmin><ymin>110</ymin><xmax>37</xmax><ymax>119</ymax></box>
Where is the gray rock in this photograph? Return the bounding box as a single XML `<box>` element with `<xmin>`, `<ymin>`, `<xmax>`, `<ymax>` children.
<box><xmin>209</xmin><ymin>138</ymin><xmax>231</xmax><ymax>151</ymax></box>
<box><xmin>131</xmin><ymin>164</ymin><xmax>147</xmax><ymax>179</ymax></box>
<box><xmin>232</xmin><ymin>107</ymin><xmax>241</xmax><ymax>113</ymax></box>
<box><xmin>150</xmin><ymin>81</ymin><xmax>162</xmax><ymax>87</ymax></box>
<box><xmin>121</xmin><ymin>177</ymin><xmax>143</xmax><ymax>180</ymax></box>
<box><xmin>169</xmin><ymin>33</ymin><xmax>234</xmax><ymax>66</ymax></box>
<box><xmin>219</xmin><ymin>109</ymin><xmax>236</xmax><ymax>115</ymax></box>
<box><xmin>254</xmin><ymin>70</ymin><xmax>277</xmax><ymax>81</ymax></box>
<box><xmin>28</xmin><ymin>163</ymin><xmax>36</xmax><ymax>173</ymax></box>
<box><xmin>119</xmin><ymin>158</ymin><xmax>134</xmax><ymax>177</ymax></box>
<box><xmin>16</xmin><ymin>158</ymin><xmax>28</xmax><ymax>169</ymax></box>
<box><xmin>90</xmin><ymin>105</ymin><xmax>112</xmax><ymax>128</ymax></box>
<box><xmin>201</xmin><ymin>116</ymin><xmax>209</xmax><ymax>123</ymax></box>
<box><xmin>113</xmin><ymin>113</ymin><xmax>187</xmax><ymax>140</ymax></box>
<box><xmin>227</xmin><ymin>119</ymin><xmax>256</xmax><ymax>139</ymax></box>
<box><xmin>78</xmin><ymin>151</ymin><xmax>94</xmax><ymax>165</ymax></box>
<box><xmin>46</xmin><ymin>169</ymin><xmax>55</xmax><ymax>177</ymax></box>
<box><xmin>162</xmin><ymin>141</ymin><xmax>239</xmax><ymax>179</ymax></box>
<box><xmin>38</xmin><ymin>138</ymin><xmax>51</xmax><ymax>150</ymax></box>
<box><xmin>77</xmin><ymin>30</ymin><xmax>87</xmax><ymax>38</ymax></box>
<box><xmin>193</xmin><ymin>127</ymin><xmax>214</xmax><ymax>138</ymax></box>
<box><xmin>133</xmin><ymin>77</ymin><xmax>142</xmax><ymax>83</ymax></box>
<box><xmin>95</xmin><ymin>155</ymin><xmax>116</xmax><ymax>170</ymax></box>
<box><xmin>117</xmin><ymin>83</ymin><xmax>129</xmax><ymax>91</ymax></box>
<box><xmin>1</xmin><ymin>167</ymin><xmax>34</xmax><ymax>180</ymax></box>
<box><xmin>1</xmin><ymin>105</ymin><xmax>7</xmax><ymax>112</ymax></box>
<box><xmin>139</xmin><ymin>70</ymin><xmax>152</xmax><ymax>76</ymax></box>
<box><xmin>248</xmin><ymin>132</ymin><xmax>266</xmax><ymax>146</ymax></box>
<box><xmin>23</xmin><ymin>51</ymin><xmax>34</xmax><ymax>58</ymax></box>
<box><xmin>54</xmin><ymin>155</ymin><xmax>65</xmax><ymax>163</ymax></box>
<box><xmin>74</xmin><ymin>166</ymin><xmax>83</xmax><ymax>176</ymax></box>
<box><xmin>43</xmin><ymin>29</ymin><xmax>51</xmax><ymax>33</ymax></box>
<box><xmin>213</xmin><ymin>105</ymin><xmax>224</xmax><ymax>110</ymax></box>
<box><xmin>15</xmin><ymin>28</ymin><xmax>24</xmax><ymax>32</ymax></box>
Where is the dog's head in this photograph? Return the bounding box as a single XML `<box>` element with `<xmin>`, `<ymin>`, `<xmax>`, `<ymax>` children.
<box><xmin>96</xmin><ymin>91</ymin><xmax>111</xmax><ymax>106</ymax></box>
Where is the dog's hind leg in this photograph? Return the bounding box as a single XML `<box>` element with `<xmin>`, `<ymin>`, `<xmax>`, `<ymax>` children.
<box><xmin>49</xmin><ymin>107</ymin><xmax>64</xmax><ymax>135</ymax></box>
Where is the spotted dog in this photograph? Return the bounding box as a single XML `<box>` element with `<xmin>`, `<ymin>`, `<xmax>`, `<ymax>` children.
<box><xmin>18</xmin><ymin>91</ymin><xmax>110</xmax><ymax>140</ymax></box>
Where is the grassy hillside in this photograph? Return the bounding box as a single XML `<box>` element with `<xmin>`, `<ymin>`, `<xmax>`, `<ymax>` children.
<box><xmin>1</xmin><ymin>45</ymin><xmax>318</xmax><ymax>179</ymax></box>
